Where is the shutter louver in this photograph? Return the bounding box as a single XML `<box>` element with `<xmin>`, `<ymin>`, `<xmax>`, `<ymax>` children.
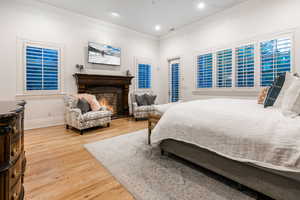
<box><xmin>197</xmin><ymin>53</ymin><xmax>213</xmax><ymax>88</ymax></box>
<box><xmin>138</xmin><ymin>64</ymin><xmax>151</xmax><ymax>89</ymax></box>
<box><xmin>26</xmin><ymin>46</ymin><xmax>59</xmax><ymax>91</ymax></box>
<box><xmin>171</xmin><ymin>63</ymin><xmax>180</xmax><ymax>102</ymax></box>
<box><xmin>236</xmin><ymin>44</ymin><xmax>255</xmax><ymax>87</ymax></box>
<box><xmin>217</xmin><ymin>49</ymin><xmax>232</xmax><ymax>88</ymax></box>
<box><xmin>260</xmin><ymin>38</ymin><xmax>291</xmax><ymax>86</ymax></box>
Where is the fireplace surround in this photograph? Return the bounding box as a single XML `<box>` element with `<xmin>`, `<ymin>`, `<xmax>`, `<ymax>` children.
<box><xmin>73</xmin><ymin>73</ymin><xmax>134</xmax><ymax>119</ymax></box>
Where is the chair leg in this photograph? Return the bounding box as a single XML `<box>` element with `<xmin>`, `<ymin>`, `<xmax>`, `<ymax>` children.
<box><xmin>80</xmin><ymin>130</ymin><xmax>84</xmax><ymax>135</ymax></box>
<box><xmin>135</xmin><ymin>118</ymin><xmax>138</xmax><ymax>121</ymax></box>
<box><xmin>66</xmin><ymin>124</ymin><xmax>69</xmax><ymax>129</ymax></box>
<box><xmin>107</xmin><ymin>123</ymin><xmax>110</xmax><ymax>127</ymax></box>
<box><xmin>148</xmin><ymin>121</ymin><xmax>152</xmax><ymax>145</ymax></box>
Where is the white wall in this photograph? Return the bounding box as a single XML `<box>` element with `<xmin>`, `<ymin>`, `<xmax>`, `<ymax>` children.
<box><xmin>2</xmin><ymin>0</ymin><xmax>300</xmax><ymax>129</ymax></box>
<box><xmin>0</xmin><ymin>0</ymin><xmax>161</xmax><ymax>129</ymax></box>
<box><xmin>159</xmin><ymin>0</ymin><xmax>300</xmax><ymax>102</ymax></box>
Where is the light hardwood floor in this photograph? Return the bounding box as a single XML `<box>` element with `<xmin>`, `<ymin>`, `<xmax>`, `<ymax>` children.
<box><xmin>24</xmin><ymin>118</ymin><xmax>147</xmax><ymax>200</ymax></box>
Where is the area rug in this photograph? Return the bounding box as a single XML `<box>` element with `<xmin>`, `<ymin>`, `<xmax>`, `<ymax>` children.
<box><xmin>84</xmin><ymin>129</ymin><xmax>260</xmax><ymax>200</ymax></box>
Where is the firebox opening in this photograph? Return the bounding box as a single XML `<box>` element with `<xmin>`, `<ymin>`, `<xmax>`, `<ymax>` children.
<box><xmin>96</xmin><ymin>93</ymin><xmax>118</xmax><ymax>116</ymax></box>
<box><xmin>99</xmin><ymin>98</ymin><xmax>114</xmax><ymax>113</ymax></box>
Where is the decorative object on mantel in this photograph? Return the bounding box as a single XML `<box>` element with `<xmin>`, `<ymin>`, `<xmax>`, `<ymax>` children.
<box><xmin>73</xmin><ymin>73</ymin><xmax>134</xmax><ymax>118</ymax></box>
<box><xmin>126</xmin><ymin>70</ymin><xmax>132</xmax><ymax>77</ymax></box>
<box><xmin>76</xmin><ymin>64</ymin><xmax>85</xmax><ymax>72</ymax></box>
<box><xmin>0</xmin><ymin>101</ymin><xmax>26</xmax><ymax>200</ymax></box>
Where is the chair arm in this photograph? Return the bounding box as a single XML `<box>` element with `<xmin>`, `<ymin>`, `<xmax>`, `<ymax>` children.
<box><xmin>68</xmin><ymin>108</ymin><xmax>83</xmax><ymax>121</ymax></box>
<box><xmin>132</xmin><ymin>102</ymin><xmax>139</xmax><ymax>112</ymax></box>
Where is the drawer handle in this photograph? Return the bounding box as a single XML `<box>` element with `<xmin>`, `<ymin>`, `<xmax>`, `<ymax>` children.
<box><xmin>13</xmin><ymin>126</ymin><xmax>18</xmax><ymax>134</ymax></box>
<box><xmin>11</xmin><ymin>170</ymin><xmax>18</xmax><ymax>179</ymax></box>
<box><xmin>11</xmin><ymin>148</ymin><xmax>18</xmax><ymax>157</ymax></box>
<box><xmin>11</xmin><ymin>192</ymin><xmax>18</xmax><ymax>200</ymax></box>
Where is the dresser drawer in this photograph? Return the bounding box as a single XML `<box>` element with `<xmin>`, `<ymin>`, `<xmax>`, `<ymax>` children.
<box><xmin>10</xmin><ymin>138</ymin><xmax>22</xmax><ymax>162</ymax></box>
<box><xmin>11</xmin><ymin>116</ymin><xmax>22</xmax><ymax>143</ymax></box>
<box><xmin>10</xmin><ymin>177</ymin><xmax>22</xmax><ymax>200</ymax></box>
<box><xmin>9</xmin><ymin>156</ymin><xmax>22</xmax><ymax>189</ymax></box>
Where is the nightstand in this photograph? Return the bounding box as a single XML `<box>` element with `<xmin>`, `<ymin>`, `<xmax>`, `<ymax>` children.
<box><xmin>148</xmin><ymin>113</ymin><xmax>161</xmax><ymax>145</ymax></box>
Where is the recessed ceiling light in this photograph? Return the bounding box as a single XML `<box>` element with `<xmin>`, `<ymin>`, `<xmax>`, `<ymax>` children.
<box><xmin>197</xmin><ymin>2</ymin><xmax>206</xmax><ymax>10</ymax></box>
<box><xmin>155</xmin><ymin>25</ymin><xmax>161</xmax><ymax>31</ymax></box>
<box><xmin>111</xmin><ymin>12</ymin><xmax>120</xmax><ymax>17</ymax></box>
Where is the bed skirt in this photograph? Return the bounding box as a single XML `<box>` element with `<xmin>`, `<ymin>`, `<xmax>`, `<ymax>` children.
<box><xmin>160</xmin><ymin>139</ymin><xmax>300</xmax><ymax>200</ymax></box>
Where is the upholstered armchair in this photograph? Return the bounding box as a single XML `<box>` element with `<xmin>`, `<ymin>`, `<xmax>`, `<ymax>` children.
<box><xmin>64</xmin><ymin>95</ymin><xmax>112</xmax><ymax>135</ymax></box>
<box><xmin>130</xmin><ymin>91</ymin><xmax>157</xmax><ymax>120</ymax></box>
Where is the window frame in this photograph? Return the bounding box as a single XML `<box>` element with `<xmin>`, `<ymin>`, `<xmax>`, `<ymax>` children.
<box><xmin>194</xmin><ymin>32</ymin><xmax>294</xmax><ymax>93</ymax></box>
<box><xmin>22</xmin><ymin>40</ymin><xmax>64</xmax><ymax>96</ymax></box>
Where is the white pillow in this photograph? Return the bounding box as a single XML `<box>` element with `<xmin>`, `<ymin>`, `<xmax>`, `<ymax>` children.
<box><xmin>280</xmin><ymin>75</ymin><xmax>300</xmax><ymax>117</ymax></box>
<box><xmin>274</xmin><ymin>72</ymin><xmax>295</xmax><ymax>108</ymax></box>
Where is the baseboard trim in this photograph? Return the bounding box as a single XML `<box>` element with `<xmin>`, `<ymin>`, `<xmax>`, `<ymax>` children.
<box><xmin>25</xmin><ymin>117</ymin><xmax>65</xmax><ymax>130</ymax></box>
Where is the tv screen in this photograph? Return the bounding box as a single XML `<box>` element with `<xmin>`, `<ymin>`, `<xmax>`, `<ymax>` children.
<box><xmin>88</xmin><ymin>42</ymin><xmax>121</xmax><ymax>66</ymax></box>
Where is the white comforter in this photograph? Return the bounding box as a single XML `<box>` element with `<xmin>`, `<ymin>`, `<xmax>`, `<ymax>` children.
<box><xmin>151</xmin><ymin>99</ymin><xmax>300</xmax><ymax>172</ymax></box>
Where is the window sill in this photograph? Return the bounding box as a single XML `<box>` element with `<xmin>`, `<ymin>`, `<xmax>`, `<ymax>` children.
<box><xmin>192</xmin><ymin>88</ymin><xmax>260</xmax><ymax>97</ymax></box>
<box><xmin>16</xmin><ymin>93</ymin><xmax>66</xmax><ymax>100</ymax></box>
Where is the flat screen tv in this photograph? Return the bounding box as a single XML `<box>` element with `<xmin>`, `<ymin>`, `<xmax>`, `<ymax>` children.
<box><xmin>88</xmin><ymin>42</ymin><xmax>121</xmax><ymax>66</ymax></box>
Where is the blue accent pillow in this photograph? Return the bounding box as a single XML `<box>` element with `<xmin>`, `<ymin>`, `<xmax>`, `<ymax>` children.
<box><xmin>264</xmin><ymin>73</ymin><xmax>286</xmax><ymax>108</ymax></box>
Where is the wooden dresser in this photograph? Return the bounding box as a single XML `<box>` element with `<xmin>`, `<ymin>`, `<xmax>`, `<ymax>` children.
<box><xmin>0</xmin><ymin>101</ymin><xmax>26</xmax><ymax>200</ymax></box>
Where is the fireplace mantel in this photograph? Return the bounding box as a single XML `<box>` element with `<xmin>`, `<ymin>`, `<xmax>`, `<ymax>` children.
<box><xmin>73</xmin><ymin>73</ymin><xmax>134</xmax><ymax>118</ymax></box>
<box><xmin>74</xmin><ymin>73</ymin><xmax>134</xmax><ymax>91</ymax></box>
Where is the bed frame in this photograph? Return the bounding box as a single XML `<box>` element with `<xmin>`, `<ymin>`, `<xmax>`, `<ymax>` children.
<box><xmin>160</xmin><ymin>139</ymin><xmax>300</xmax><ymax>200</ymax></box>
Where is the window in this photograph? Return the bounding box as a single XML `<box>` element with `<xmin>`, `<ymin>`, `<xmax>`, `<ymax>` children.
<box><xmin>170</xmin><ymin>62</ymin><xmax>180</xmax><ymax>102</ymax></box>
<box><xmin>137</xmin><ymin>64</ymin><xmax>151</xmax><ymax>89</ymax></box>
<box><xmin>26</xmin><ymin>45</ymin><xmax>59</xmax><ymax>91</ymax></box>
<box><xmin>260</xmin><ymin>38</ymin><xmax>291</xmax><ymax>86</ymax></box>
<box><xmin>236</xmin><ymin>44</ymin><xmax>255</xmax><ymax>87</ymax></box>
<box><xmin>197</xmin><ymin>53</ymin><xmax>213</xmax><ymax>88</ymax></box>
<box><xmin>217</xmin><ymin>49</ymin><xmax>232</xmax><ymax>88</ymax></box>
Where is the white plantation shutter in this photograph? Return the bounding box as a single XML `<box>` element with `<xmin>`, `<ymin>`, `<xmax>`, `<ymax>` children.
<box><xmin>137</xmin><ymin>64</ymin><xmax>151</xmax><ymax>89</ymax></box>
<box><xmin>197</xmin><ymin>53</ymin><xmax>213</xmax><ymax>88</ymax></box>
<box><xmin>216</xmin><ymin>49</ymin><xmax>232</xmax><ymax>88</ymax></box>
<box><xmin>169</xmin><ymin>59</ymin><xmax>181</xmax><ymax>102</ymax></box>
<box><xmin>236</xmin><ymin>44</ymin><xmax>255</xmax><ymax>87</ymax></box>
<box><xmin>26</xmin><ymin>45</ymin><xmax>60</xmax><ymax>91</ymax></box>
<box><xmin>260</xmin><ymin>38</ymin><xmax>291</xmax><ymax>86</ymax></box>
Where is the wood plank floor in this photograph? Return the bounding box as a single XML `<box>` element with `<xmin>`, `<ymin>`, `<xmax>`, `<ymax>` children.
<box><xmin>24</xmin><ymin>118</ymin><xmax>147</xmax><ymax>200</ymax></box>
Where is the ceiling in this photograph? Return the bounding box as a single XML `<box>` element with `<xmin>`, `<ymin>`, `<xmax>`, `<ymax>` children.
<box><xmin>36</xmin><ymin>0</ymin><xmax>248</xmax><ymax>37</ymax></box>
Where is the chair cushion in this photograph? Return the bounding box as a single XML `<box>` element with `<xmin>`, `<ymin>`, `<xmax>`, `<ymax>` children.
<box><xmin>135</xmin><ymin>94</ymin><xmax>148</xmax><ymax>106</ymax></box>
<box><xmin>135</xmin><ymin>105</ymin><xmax>155</xmax><ymax>112</ymax></box>
<box><xmin>81</xmin><ymin>111</ymin><xmax>111</xmax><ymax>122</ymax></box>
<box><xmin>76</xmin><ymin>94</ymin><xmax>101</xmax><ymax>111</ymax></box>
<box><xmin>144</xmin><ymin>94</ymin><xmax>157</xmax><ymax>105</ymax></box>
<box><xmin>77</xmin><ymin>98</ymin><xmax>91</xmax><ymax>114</ymax></box>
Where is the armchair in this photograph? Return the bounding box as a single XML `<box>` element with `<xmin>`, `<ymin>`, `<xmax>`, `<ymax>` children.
<box><xmin>130</xmin><ymin>91</ymin><xmax>156</xmax><ymax>120</ymax></box>
<box><xmin>64</xmin><ymin>95</ymin><xmax>112</xmax><ymax>135</ymax></box>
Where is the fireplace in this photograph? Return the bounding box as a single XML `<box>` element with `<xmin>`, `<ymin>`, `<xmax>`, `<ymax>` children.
<box><xmin>97</xmin><ymin>93</ymin><xmax>117</xmax><ymax>115</ymax></box>
<box><xmin>74</xmin><ymin>73</ymin><xmax>134</xmax><ymax>119</ymax></box>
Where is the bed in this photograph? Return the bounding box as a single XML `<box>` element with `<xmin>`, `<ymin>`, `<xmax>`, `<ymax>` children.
<box><xmin>151</xmin><ymin>99</ymin><xmax>300</xmax><ymax>200</ymax></box>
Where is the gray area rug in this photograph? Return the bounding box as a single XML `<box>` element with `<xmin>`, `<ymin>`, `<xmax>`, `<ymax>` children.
<box><xmin>84</xmin><ymin>130</ymin><xmax>260</xmax><ymax>200</ymax></box>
